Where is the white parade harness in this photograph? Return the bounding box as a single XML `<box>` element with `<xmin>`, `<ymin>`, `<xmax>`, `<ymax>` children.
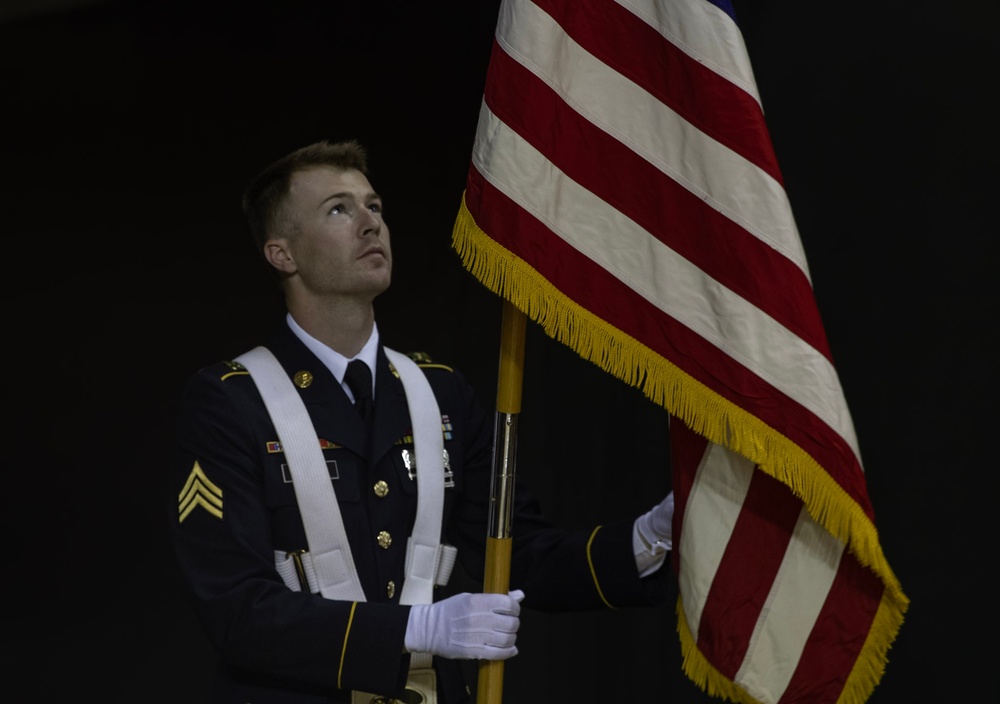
<box><xmin>235</xmin><ymin>346</ymin><xmax>456</xmax><ymax>682</ymax></box>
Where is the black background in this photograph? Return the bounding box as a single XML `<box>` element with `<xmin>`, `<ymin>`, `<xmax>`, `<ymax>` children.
<box><xmin>3</xmin><ymin>1</ymin><xmax>996</xmax><ymax>701</ymax></box>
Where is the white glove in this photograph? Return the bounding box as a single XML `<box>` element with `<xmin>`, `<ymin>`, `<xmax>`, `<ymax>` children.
<box><xmin>404</xmin><ymin>590</ymin><xmax>524</xmax><ymax>661</ymax></box>
<box><xmin>633</xmin><ymin>490</ymin><xmax>674</xmax><ymax>576</ymax></box>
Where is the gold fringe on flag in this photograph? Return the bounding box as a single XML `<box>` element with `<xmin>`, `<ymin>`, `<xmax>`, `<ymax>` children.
<box><xmin>452</xmin><ymin>193</ymin><xmax>908</xmax><ymax>704</ymax></box>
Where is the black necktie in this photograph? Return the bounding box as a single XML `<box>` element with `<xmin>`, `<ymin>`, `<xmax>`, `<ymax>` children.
<box><xmin>344</xmin><ymin>360</ymin><xmax>374</xmax><ymax>428</ymax></box>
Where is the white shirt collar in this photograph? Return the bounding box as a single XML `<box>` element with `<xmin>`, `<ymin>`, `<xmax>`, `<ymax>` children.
<box><xmin>285</xmin><ymin>312</ymin><xmax>379</xmax><ymax>400</ymax></box>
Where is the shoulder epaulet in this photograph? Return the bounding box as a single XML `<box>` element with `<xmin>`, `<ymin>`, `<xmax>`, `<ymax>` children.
<box><xmin>219</xmin><ymin>359</ymin><xmax>249</xmax><ymax>381</ymax></box>
<box><xmin>406</xmin><ymin>351</ymin><xmax>454</xmax><ymax>373</ymax></box>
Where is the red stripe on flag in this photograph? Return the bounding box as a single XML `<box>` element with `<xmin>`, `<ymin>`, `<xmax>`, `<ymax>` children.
<box><xmin>465</xmin><ymin>170</ymin><xmax>874</xmax><ymax>517</ymax></box>
<box><xmin>694</xmin><ymin>459</ymin><xmax>803</xmax><ymax>678</ymax></box>
<box><xmin>779</xmin><ymin>550</ymin><xmax>884</xmax><ymax>704</ymax></box>
<box><xmin>482</xmin><ymin>38</ymin><xmax>833</xmax><ymax>360</ymax></box>
<box><xmin>668</xmin><ymin>416</ymin><xmax>707</xmax><ymax>579</ymax></box>
<box><xmin>531</xmin><ymin>0</ymin><xmax>783</xmax><ymax>183</ymax></box>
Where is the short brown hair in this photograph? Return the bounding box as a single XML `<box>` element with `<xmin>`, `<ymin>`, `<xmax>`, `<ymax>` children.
<box><xmin>242</xmin><ymin>139</ymin><xmax>370</xmax><ymax>252</ymax></box>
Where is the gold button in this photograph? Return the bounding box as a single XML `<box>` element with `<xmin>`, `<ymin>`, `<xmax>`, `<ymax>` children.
<box><xmin>386</xmin><ymin>580</ymin><xmax>396</xmax><ymax>599</ymax></box>
<box><xmin>293</xmin><ymin>370</ymin><xmax>313</xmax><ymax>388</ymax></box>
<box><xmin>377</xmin><ymin>530</ymin><xmax>392</xmax><ymax>549</ymax></box>
<box><xmin>373</xmin><ymin>480</ymin><xmax>389</xmax><ymax>498</ymax></box>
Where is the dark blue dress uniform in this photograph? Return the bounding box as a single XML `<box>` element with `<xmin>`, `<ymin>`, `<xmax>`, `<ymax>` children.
<box><xmin>169</xmin><ymin>320</ymin><xmax>670</xmax><ymax>703</ymax></box>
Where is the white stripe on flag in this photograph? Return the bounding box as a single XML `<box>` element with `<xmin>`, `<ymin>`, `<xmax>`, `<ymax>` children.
<box><xmin>471</xmin><ymin>104</ymin><xmax>860</xmax><ymax>454</ymax></box>
<box><xmin>616</xmin><ymin>0</ymin><xmax>761</xmax><ymax>104</ymax></box>
<box><xmin>497</xmin><ymin>0</ymin><xmax>809</xmax><ymax>274</ymax></box>
<box><xmin>678</xmin><ymin>441</ymin><xmax>754</xmax><ymax>637</ymax></box>
<box><xmin>735</xmin><ymin>506</ymin><xmax>845</xmax><ymax>702</ymax></box>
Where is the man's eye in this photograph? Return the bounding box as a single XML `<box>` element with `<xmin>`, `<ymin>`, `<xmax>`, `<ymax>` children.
<box><xmin>368</xmin><ymin>203</ymin><xmax>382</xmax><ymax>214</ymax></box>
<box><xmin>328</xmin><ymin>204</ymin><xmax>344</xmax><ymax>215</ymax></box>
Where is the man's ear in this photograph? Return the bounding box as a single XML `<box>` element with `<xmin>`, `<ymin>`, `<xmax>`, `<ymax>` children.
<box><xmin>263</xmin><ymin>238</ymin><xmax>296</xmax><ymax>274</ymax></box>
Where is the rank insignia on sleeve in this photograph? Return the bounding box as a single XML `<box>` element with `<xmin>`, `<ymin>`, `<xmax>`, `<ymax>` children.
<box><xmin>178</xmin><ymin>461</ymin><xmax>223</xmax><ymax>523</ymax></box>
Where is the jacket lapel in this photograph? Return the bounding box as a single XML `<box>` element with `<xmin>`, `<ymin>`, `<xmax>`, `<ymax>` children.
<box><xmin>261</xmin><ymin>325</ymin><xmax>416</xmax><ymax>464</ymax></box>
<box><xmin>262</xmin><ymin>322</ymin><xmax>369</xmax><ymax>458</ymax></box>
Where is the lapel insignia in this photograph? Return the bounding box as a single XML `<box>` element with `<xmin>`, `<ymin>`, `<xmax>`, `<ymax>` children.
<box><xmin>178</xmin><ymin>461</ymin><xmax>223</xmax><ymax>523</ymax></box>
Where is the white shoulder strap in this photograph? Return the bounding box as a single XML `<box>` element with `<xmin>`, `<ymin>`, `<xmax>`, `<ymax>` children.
<box><xmin>383</xmin><ymin>349</ymin><xmax>445</xmax><ymax>607</ymax></box>
<box><xmin>236</xmin><ymin>346</ymin><xmax>367</xmax><ymax>601</ymax></box>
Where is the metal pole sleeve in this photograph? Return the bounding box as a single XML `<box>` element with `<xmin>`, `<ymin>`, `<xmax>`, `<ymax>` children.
<box><xmin>487</xmin><ymin>413</ymin><xmax>518</xmax><ymax>539</ymax></box>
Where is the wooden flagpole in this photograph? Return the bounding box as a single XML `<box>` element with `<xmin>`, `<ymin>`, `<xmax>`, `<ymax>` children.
<box><xmin>477</xmin><ymin>300</ymin><xmax>527</xmax><ymax>704</ymax></box>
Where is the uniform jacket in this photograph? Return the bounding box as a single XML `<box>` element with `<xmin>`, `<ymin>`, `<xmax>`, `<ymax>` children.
<box><xmin>169</xmin><ymin>320</ymin><xmax>670</xmax><ymax>703</ymax></box>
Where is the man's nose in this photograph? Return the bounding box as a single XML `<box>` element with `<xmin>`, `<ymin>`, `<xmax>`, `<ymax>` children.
<box><xmin>360</xmin><ymin>209</ymin><xmax>381</xmax><ymax>235</ymax></box>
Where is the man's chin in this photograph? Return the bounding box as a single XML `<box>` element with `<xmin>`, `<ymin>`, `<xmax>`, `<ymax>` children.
<box><xmin>368</xmin><ymin>276</ymin><xmax>392</xmax><ymax>298</ymax></box>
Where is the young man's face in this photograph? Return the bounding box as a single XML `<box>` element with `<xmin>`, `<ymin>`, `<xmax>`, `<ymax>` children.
<box><xmin>279</xmin><ymin>165</ymin><xmax>392</xmax><ymax>301</ymax></box>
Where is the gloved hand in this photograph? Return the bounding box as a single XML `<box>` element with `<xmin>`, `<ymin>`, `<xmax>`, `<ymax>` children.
<box><xmin>633</xmin><ymin>490</ymin><xmax>674</xmax><ymax>576</ymax></box>
<box><xmin>404</xmin><ymin>590</ymin><xmax>524</xmax><ymax>660</ymax></box>
<box><xmin>637</xmin><ymin>489</ymin><xmax>674</xmax><ymax>550</ymax></box>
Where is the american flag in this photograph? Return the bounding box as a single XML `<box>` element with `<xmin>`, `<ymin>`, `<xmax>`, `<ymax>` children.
<box><xmin>451</xmin><ymin>0</ymin><xmax>908</xmax><ymax>702</ymax></box>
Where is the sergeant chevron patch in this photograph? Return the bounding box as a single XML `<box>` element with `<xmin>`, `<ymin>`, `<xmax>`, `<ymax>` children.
<box><xmin>178</xmin><ymin>461</ymin><xmax>223</xmax><ymax>523</ymax></box>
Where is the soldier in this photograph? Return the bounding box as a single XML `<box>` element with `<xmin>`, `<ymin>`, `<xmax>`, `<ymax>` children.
<box><xmin>169</xmin><ymin>139</ymin><xmax>675</xmax><ymax>703</ymax></box>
